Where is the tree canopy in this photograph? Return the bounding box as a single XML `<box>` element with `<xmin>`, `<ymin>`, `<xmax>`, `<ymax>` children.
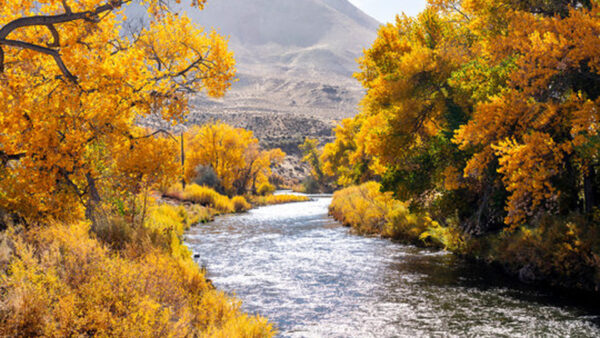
<box><xmin>322</xmin><ymin>0</ymin><xmax>600</xmax><ymax>233</ymax></box>
<box><xmin>0</xmin><ymin>0</ymin><xmax>235</xmax><ymax>223</ymax></box>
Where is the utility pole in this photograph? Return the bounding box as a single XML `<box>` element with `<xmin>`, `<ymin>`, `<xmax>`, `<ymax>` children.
<box><xmin>181</xmin><ymin>130</ymin><xmax>186</xmax><ymax>189</ymax></box>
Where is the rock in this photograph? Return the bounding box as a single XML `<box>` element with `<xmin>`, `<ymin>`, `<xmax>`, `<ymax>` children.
<box><xmin>518</xmin><ymin>264</ymin><xmax>537</xmax><ymax>284</ymax></box>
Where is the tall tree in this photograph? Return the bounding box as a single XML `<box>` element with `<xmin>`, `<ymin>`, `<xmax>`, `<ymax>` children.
<box><xmin>0</xmin><ymin>0</ymin><xmax>235</xmax><ymax>223</ymax></box>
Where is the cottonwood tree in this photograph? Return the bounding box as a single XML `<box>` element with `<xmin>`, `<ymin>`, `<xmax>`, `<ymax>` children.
<box><xmin>323</xmin><ymin>0</ymin><xmax>600</xmax><ymax>233</ymax></box>
<box><xmin>185</xmin><ymin>122</ymin><xmax>284</xmax><ymax>196</ymax></box>
<box><xmin>0</xmin><ymin>0</ymin><xmax>235</xmax><ymax>223</ymax></box>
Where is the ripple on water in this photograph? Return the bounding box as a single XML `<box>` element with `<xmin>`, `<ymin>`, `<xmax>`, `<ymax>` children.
<box><xmin>184</xmin><ymin>197</ymin><xmax>600</xmax><ymax>337</ymax></box>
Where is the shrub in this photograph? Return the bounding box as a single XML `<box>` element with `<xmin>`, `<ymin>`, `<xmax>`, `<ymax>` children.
<box><xmin>477</xmin><ymin>213</ymin><xmax>600</xmax><ymax>291</ymax></box>
<box><xmin>192</xmin><ymin>165</ymin><xmax>221</xmax><ymax>190</ymax></box>
<box><xmin>330</xmin><ymin>182</ymin><xmax>460</xmax><ymax>249</ymax></box>
<box><xmin>183</xmin><ymin>184</ymin><xmax>220</xmax><ymax>206</ymax></box>
<box><xmin>256</xmin><ymin>182</ymin><xmax>276</xmax><ymax>196</ymax></box>
<box><xmin>165</xmin><ymin>184</ymin><xmax>235</xmax><ymax>214</ymax></box>
<box><xmin>302</xmin><ymin>176</ymin><xmax>320</xmax><ymax>194</ymax></box>
<box><xmin>329</xmin><ymin>182</ymin><xmax>395</xmax><ymax>235</ymax></box>
<box><xmin>0</xmin><ymin>222</ymin><xmax>275</xmax><ymax>337</ymax></box>
<box><xmin>250</xmin><ymin>194</ymin><xmax>310</xmax><ymax>206</ymax></box>
<box><xmin>213</xmin><ymin>195</ymin><xmax>234</xmax><ymax>214</ymax></box>
<box><xmin>231</xmin><ymin>196</ymin><xmax>251</xmax><ymax>213</ymax></box>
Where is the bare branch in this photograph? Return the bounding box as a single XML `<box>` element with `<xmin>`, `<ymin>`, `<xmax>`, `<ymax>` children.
<box><xmin>61</xmin><ymin>0</ymin><xmax>73</xmax><ymax>14</ymax></box>
<box><xmin>0</xmin><ymin>1</ymin><xmax>133</xmax><ymax>81</ymax></box>
<box><xmin>46</xmin><ymin>24</ymin><xmax>60</xmax><ymax>47</ymax></box>
<box><xmin>130</xmin><ymin>128</ymin><xmax>178</xmax><ymax>142</ymax></box>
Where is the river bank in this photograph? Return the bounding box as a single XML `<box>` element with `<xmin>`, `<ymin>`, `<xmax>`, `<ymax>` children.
<box><xmin>329</xmin><ymin>182</ymin><xmax>600</xmax><ymax>297</ymax></box>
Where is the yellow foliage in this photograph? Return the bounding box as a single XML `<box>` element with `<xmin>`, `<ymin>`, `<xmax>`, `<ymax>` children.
<box><xmin>492</xmin><ymin>132</ymin><xmax>565</xmax><ymax>226</ymax></box>
<box><xmin>321</xmin><ymin>117</ymin><xmax>384</xmax><ymax>186</ymax></box>
<box><xmin>330</xmin><ymin>182</ymin><xmax>397</xmax><ymax>235</ymax></box>
<box><xmin>0</xmin><ymin>221</ymin><xmax>274</xmax><ymax>337</ymax></box>
<box><xmin>450</xmin><ymin>2</ymin><xmax>600</xmax><ymax>225</ymax></box>
<box><xmin>185</xmin><ymin>122</ymin><xmax>284</xmax><ymax>195</ymax></box>
<box><xmin>250</xmin><ymin>194</ymin><xmax>311</xmax><ymax>206</ymax></box>
<box><xmin>231</xmin><ymin>196</ymin><xmax>251</xmax><ymax>213</ymax></box>
<box><xmin>330</xmin><ymin>182</ymin><xmax>464</xmax><ymax>250</ymax></box>
<box><xmin>163</xmin><ymin>184</ymin><xmax>256</xmax><ymax>214</ymax></box>
<box><xmin>178</xmin><ymin>184</ymin><xmax>234</xmax><ymax>214</ymax></box>
<box><xmin>0</xmin><ymin>0</ymin><xmax>235</xmax><ymax>222</ymax></box>
<box><xmin>256</xmin><ymin>182</ymin><xmax>276</xmax><ymax>196</ymax></box>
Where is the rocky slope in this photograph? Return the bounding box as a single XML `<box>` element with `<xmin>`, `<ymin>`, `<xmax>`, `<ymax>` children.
<box><xmin>181</xmin><ymin>0</ymin><xmax>379</xmax><ymax>120</ymax></box>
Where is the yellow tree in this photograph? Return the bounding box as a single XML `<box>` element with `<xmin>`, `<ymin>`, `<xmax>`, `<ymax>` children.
<box><xmin>110</xmin><ymin>127</ymin><xmax>180</xmax><ymax>225</ymax></box>
<box><xmin>234</xmin><ymin>145</ymin><xmax>285</xmax><ymax>195</ymax></box>
<box><xmin>185</xmin><ymin>123</ymin><xmax>255</xmax><ymax>193</ymax></box>
<box><xmin>354</xmin><ymin>8</ymin><xmax>468</xmax><ymax>169</ymax></box>
<box><xmin>185</xmin><ymin>122</ymin><xmax>285</xmax><ymax>195</ymax></box>
<box><xmin>0</xmin><ymin>0</ymin><xmax>235</xmax><ymax>223</ymax></box>
<box><xmin>451</xmin><ymin>0</ymin><xmax>600</xmax><ymax>225</ymax></box>
<box><xmin>321</xmin><ymin>117</ymin><xmax>385</xmax><ymax>186</ymax></box>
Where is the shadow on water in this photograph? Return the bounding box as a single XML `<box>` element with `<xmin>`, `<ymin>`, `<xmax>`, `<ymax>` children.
<box><xmin>385</xmin><ymin>246</ymin><xmax>600</xmax><ymax>326</ymax></box>
<box><xmin>185</xmin><ymin>196</ymin><xmax>600</xmax><ymax>337</ymax></box>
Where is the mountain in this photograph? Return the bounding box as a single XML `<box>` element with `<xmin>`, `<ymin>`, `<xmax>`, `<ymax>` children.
<box><xmin>185</xmin><ymin>0</ymin><xmax>378</xmax><ymax>75</ymax></box>
<box><xmin>162</xmin><ymin>0</ymin><xmax>380</xmax><ymax>120</ymax></box>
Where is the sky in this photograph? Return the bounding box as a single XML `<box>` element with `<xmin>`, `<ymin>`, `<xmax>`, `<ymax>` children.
<box><xmin>348</xmin><ymin>0</ymin><xmax>428</xmax><ymax>23</ymax></box>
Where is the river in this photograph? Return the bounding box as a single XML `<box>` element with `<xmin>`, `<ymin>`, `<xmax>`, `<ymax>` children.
<box><xmin>185</xmin><ymin>196</ymin><xmax>600</xmax><ymax>337</ymax></box>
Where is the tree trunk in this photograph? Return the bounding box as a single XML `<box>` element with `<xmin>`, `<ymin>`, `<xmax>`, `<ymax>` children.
<box><xmin>181</xmin><ymin>131</ymin><xmax>186</xmax><ymax>189</ymax></box>
<box><xmin>584</xmin><ymin>166</ymin><xmax>596</xmax><ymax>214</ymax></box>
<box><xmin>85</xmin><ymin>172</ymin><xmax>102</xmax><ymax>226</ymax></box>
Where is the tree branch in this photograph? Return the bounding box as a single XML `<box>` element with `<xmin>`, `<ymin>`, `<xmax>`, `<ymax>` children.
<box><xmin>0</xmin><ymin>2</ymin><xmax>126</xmax><ymax>40</ymax></box>
<box><xmin>0</xmin><ymin>39</ymin><xmax>77</xmax><ymax>82</ymax></box>
<box><xmin>61</xmin><ymin>0</ymin><xmax>73</xmax><ymax>14</ymax></box>
<box><xmin>46</xmin><ymin>24</ymin><xmax>60</xmax><ymax>47</ymax></box>
<box><xmin>130</xmin><ymin>128</ymin><xmax>178</xmax><ymax>142</ymax></box>
<box><xmin>0</xmin><ymin>0</ymin><xmax>131</xmax><ymax>81</ymax></box>
<box><xmin>0</xmin><ymin>151</ymin><xmax>25</xmax><ymax>165</ymax></box>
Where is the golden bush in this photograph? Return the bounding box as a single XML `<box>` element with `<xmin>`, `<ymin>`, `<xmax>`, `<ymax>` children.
<box><xmin>164</xmin><ymin>184</ymin><xmax>235</xmax><ymax>214</ymax></box>
<box><xmin>0</xmin><ymin>221</ymin><xmax>274</xmax><ymax>337</ymax></box>
<box><xmin>330</xmin><ymin>182</ymin><xmax>463</xmax><ymax>250</ymax></box>
<box><xmin>251</xmin><ymin>194</ymin><xmax>311</xmax><ymax>206</ymax></box>
<box><xmin>232</xmin><ymin>196</ymin><xmax>252</xmax><ymax>213</ymax></box>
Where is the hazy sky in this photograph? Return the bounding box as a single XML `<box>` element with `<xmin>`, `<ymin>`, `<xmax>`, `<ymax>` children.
<box><xmin>348</xmin><ymin>0</ymin><xmax>428</xmax><ymax>23</ymax></box>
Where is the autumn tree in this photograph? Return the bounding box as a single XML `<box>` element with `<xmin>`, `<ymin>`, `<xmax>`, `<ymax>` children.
<box><xmin>109</xmin><ymin>127</ymin><xmax>180</xmax><ymax>225</ymax></box>
<box><xmin>448</xmin><ymin>0</ymin><xmax>600</xmax><ymax>226</ymax></box>
<box><xmin>324</xmin><ymin>0</ymin><xmax>600</xmax><ymax>234</ymax></box>
<box><xmin>343</xmin><ymin>7</ymin><xmax>486</xmax><ymax>229</ymax></box>
<box><xmin>0</xmin><ymin>0</ymin><xmax>235</xmax><ymax>223</ymax></box>
<box><xmin>320</xmin><ymin>117</ymin><xmax>385</xmax><ymax>187</ymax></box>
<box><xmin>185</xmin><ymin>122</ymin><xmax>284</xmax><ymax>195</ymax></box>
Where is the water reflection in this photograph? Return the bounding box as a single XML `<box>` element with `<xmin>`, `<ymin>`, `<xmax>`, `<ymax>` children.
<box><xmin>185</xmin><ymin>197</ymin><xmax>600</xmax><ymax>337</ymax></box>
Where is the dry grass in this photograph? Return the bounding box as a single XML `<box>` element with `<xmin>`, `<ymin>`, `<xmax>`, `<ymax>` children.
<box><xmin>231</xmin><ymin>196</ymin><xmax>251</xmax><ymax>212</ymax></box>
<box><xmin>164</xmin><ymin>184</ymin><xmax>237</xmax><ymax>214</ymax></box>
<box><xmin>0</xmin><ymin>204</ymin><xmax>275</xmax><ymax>337</ymax></box>
<box><xmin>330</xmin><ymin>182</ymin><xmax>463</xmax><ymax>250</ymax></box>
<box><xmin>250</xmin><ymin>194</ymin><xmax>310</xmax><ymax>206</ymax></box>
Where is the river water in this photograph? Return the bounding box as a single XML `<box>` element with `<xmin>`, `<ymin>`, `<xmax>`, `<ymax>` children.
<box><xmin>185</xmin><ymin>196</ymin><xmax>600</xmax><ymax>337</ymax></box>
